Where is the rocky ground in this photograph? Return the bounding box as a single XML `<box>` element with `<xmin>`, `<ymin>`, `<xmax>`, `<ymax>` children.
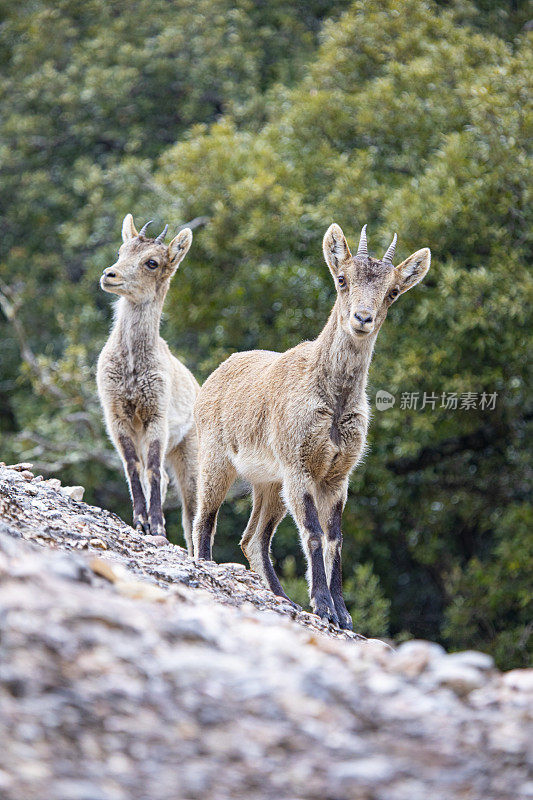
<box><xmin>0</xmin><ymin>463</ymin><xmax>531</xmax><ymax>800</ymax></box>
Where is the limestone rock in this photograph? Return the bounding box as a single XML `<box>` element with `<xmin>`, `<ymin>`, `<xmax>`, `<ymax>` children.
<box><xmin>0</xmin><ymin>463</ymin><xmax>530</xmax><ymax>800</ymax></box>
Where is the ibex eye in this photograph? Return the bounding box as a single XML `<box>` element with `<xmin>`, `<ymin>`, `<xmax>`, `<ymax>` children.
<box><xmin>338</xmin><ymin>275</ymin><xmax>346</xmax><ymax>288</ymax></box>
<box><xmin>146</xmin><ymin>259</ymin><xmax>158</xmax><ymax>269</ymax></box>
<box><xmin>390</xmin><ymin>288</ymin><xmax>399</xmax><ymax>299</ymax></box>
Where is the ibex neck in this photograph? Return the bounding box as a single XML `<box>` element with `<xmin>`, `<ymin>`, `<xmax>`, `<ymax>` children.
<box><xmin>313</xmin><ymin>301</ymin><xmax>376</xmax><ymax>406</ymax></box>
<box><xmin>113</xmin><ymin>296</ymin><xmax>164</xmax><ymax>354</ymax></box>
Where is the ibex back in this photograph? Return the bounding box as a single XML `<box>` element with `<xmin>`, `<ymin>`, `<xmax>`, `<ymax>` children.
<box><xmin>193</xmin><ymin>223</ymin><xmax>430</xmax><ymax>628</ymax></box>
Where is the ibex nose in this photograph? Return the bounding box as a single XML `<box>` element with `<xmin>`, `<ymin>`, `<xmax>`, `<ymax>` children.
<box><xmin>103</xmin><ymin>268</ymin><xmax>117</xmax><ymax>278</ymax></box>
<box><xmin>353</xmin><ymin>310</ymin><xmax>374</xmax><ymax>326</ymax></box>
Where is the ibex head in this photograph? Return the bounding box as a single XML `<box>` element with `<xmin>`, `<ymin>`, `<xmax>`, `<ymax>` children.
<box><xmin>323</xmin><ymin>223</ymin><xmax>430</xmax><ymax>338</ymax></box>
<box><xmin>100</xmin><ymin>214</ymin><xmax>193</xmax><ymax>303</ymax></box>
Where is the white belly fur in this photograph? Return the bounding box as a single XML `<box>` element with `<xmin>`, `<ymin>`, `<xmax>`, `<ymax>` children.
<box><xmin>231</xmin><ymin>449</ymin><xmax>282</xmax><ymax>484</ymax></box>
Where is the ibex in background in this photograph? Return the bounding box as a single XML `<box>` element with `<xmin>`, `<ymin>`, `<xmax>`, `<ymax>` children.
<box><xmin>97</xmin><ymin>214</ymin><xmax>199</xmax><ymax>550</ymax></box>
<box><xmin>193</xmin><ymin>224</ymin><xmax>430</xmax><ymax>628</ymax></box>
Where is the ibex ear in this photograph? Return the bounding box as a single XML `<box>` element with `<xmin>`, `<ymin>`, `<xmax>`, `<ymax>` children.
<box><xmin>122</xmin><ymin>213</ymin><xmax>138</xmax><ymax>242</ymax></box>
<box><xmin>323</xmin><ymin>224</ymin><xmax>352</xmax><ymax>278</ymax></box>
<box><xmin>168</xmin><ymin>227</ymin><xmax>193</xmax><ymax>272</ymax></box>
<box><xmin>394</xmin><ymin>248</ymin><xmax>431</xmax><ymax>295</ymax></box>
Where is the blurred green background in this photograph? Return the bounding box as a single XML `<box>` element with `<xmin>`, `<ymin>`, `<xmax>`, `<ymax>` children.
<box><xmin>0</xmin><ymin>0</ymin><xmax>531</xmax><ymax>667</ymax></box>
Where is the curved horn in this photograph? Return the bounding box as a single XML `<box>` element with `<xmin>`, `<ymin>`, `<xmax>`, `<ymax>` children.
<box><xmin>382</xmin><ymin>233</ymin><xmax>397</xmax><ymax>264</ymax></box>
<box><xmin>356</xmin><ymin>224</ymin><xmax>368</xmax><ymax>257</ymax></box>
<box><xmin>154</xmin><ymin>224</ymin><xmax>168</xmax><ymax>244</ymax></box>
<box><xmin>138</xmin><ymin>220</ymin><xmax>153</xmax><ymax>237</ymax></box>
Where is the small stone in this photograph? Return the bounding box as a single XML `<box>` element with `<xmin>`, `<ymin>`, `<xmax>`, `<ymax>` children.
<box><xmin>44</xmin><ymin>478</ymin><xmax>61</xmax><ymax>490</ymax></box>
<box><xmin>89</xmin><ymin>557</ymin><xmax>120</xmax><ymax>583</ymax></box>
<box><xmin>60</xmin><ymin>485</ymin><xmax>85</xmax><ymax>502</ymax></box>
<box><xmin>357</xmin><ymin>638</ymin><xmax>394</xmax><ymax>665</ymax></box>
<box><xmin>365</xmin><ymin>671</ymin><xmax>402</xmax><ymax>695</ymax></box>
<box><xmin>115</xmin><ymin>579</ymin><xmax>167</xmax><ymax>602</ymax></box>
<box><xmin>431</xmin><ymin>662</ymin><xmax>485</xmax><ymax>696</ymax></box>
<box><xmin>336</xmin><ymin>756</ymin><xmax>395</xmax><ymax>783</ymax></box>
<box><xmin>445</xmin><ymin>650</ymin><xmax>494</xmax><ymax>672</ymax></box>
<box><xmin>143</xmin><ymin>534</ymin><xmax>169</xmax><ymax>547</ymax></box>
<box><xmin>7</xmin><ymin>462</ymin><xmax>33</xmax><ymax>471</ymax></box>
<box><xmin>392</xmin><ymin>639</ymin><xmax>446</xmax><ymax>676</ymax></box>
<box><xmin>20</xmin><ymin>470</ymin><xmax>34</xmax><ymax>480</ymax></box>
<box><xmin>502</xmin><ymin>669</ymin><xmax>533</xmax><ymax>693</ymax></box>
<box><xmin>89</xmin><ymin>538</ymin><xmax>107</xmax><ymax>550</ymax></box>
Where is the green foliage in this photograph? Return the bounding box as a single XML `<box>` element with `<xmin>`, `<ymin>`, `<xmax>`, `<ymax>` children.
<box><xmin>344</xmin><ymin>563</ymin><xmax>391</xmax><ymax>638</ymax></box>
<box><xmin>444</xmin><ymin>503</ymin><xmax>533</xmax><ymax>669</ymax></box>
<box><xmin>1</xmin><ymin>0</ymin><xmax>531</xmax><ymax>667</ymax></box>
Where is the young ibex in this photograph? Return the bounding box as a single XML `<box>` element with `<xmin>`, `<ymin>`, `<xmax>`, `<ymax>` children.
<box><xmin>193</xmin><ymin>224</ymin><xmax>430</xmax><ymax>628</ymax></box>
<box><xmin>97</xmin><ymin>214</ymin><xmax>199</xmax><ymax>550</ymax></box>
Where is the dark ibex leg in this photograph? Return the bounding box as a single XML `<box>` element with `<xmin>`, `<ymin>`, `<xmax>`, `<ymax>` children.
<box><xmin>118</xmin><ymin>434</ymin><xmax>148</xmax><ymax>534</ymax></box>
<box><xmin>326</xmin><ymin>500</ymin><xmax>353</xmax><ymax>631</ymax></box>
<box><xmin>147</xmin><ymin>439</ymin><xmax>166</xmax><ymax>537</ymax></box>
<box><xmin>303</xmin><ymin>493</ymin><xmax>338</xmax><ymax>625</ymax></box>
<box><xmin>167</xmin><ymin>432</ymin><xmax>198</xmax><ymax>555</ymax></box>
<box><xmin>195</xmin><ymin>510</ymin><xmax>217</xmax><ymax>560</ymax></box>
<box><xmin>193</xmin><ymin>456</ymin><xmax>236</xmax><ymax>561</ymax></box>
<box><xmin>260</xmin><ymin>518</ymin><xmax>291</xmax><ymax>598</ymax></box>
<box><xmin>284</xmin><ymin>477</ymin><xmax>338</xmax><ymax>626</ymax></box>
<box><xmin>243</xmin><ymin>483</ymin><xmax>295</xmax><ymax>605</ymax></box>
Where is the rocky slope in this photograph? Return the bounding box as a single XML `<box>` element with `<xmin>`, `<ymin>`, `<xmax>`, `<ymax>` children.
<box><xmin>0</xmin><ymin>462</ymin><xmax>531</xmax><ymax>800</ymax></box>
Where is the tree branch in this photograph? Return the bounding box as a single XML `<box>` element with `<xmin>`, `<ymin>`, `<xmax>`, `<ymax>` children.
<box><xmin>178</xmin><ymin>215</ymin><xmax>209</xmax><ymax>232</ymax></box>
<box><xmin>0</xmin><ymin>280</ymin><xmax>67</xmax><ymax>401</ymax></box>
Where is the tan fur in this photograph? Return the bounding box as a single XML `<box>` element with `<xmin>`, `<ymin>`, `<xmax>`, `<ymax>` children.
<box><xmin>193</xmin><ymin>223</ymin><xmax>430</xmax><ymax>629</ymax></box>
<box><xmin>97</xmin><ymin>214</ymin><xmax>199</xmax><ymax>550</ymax></box>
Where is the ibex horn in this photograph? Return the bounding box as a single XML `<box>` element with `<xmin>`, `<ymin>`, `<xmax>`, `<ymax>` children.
<box><xmin>138</xmin><ymin>220</ymin><xmax>153</xmax><ymax>237</ymax></box>
<box><xmin>382</xmin><ymin>233</ymin><xmax>397</xmax><ymax>264</ymax></box>
<box><xmin>356</xmin><ymin>224</ymin><xmax>368</xmax><ymax>257</ymax></box>
<box><xmin>154</xmin><ymin>224</ymin><xmax>168</xmax><ymax>244</ymax></box>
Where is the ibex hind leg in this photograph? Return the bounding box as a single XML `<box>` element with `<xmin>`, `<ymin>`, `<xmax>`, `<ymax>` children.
<box><xmin>242</xmin><ymin>483</ymin><xmax>297</xmax><ymax>606</ymax></box>
<box><xmin>193</xmin><ymin>455</ymin><xmax>236</xmax><ymax>561</ymax></box>
<box><xmin>167</xmin><ymin>429</ymin><xmax>198</xmax><ymax>556</ymax></box>
<box><xmin>239</xmin><ymin>486</ymin><xmax>264</xmax><ymax>561</ymax></box>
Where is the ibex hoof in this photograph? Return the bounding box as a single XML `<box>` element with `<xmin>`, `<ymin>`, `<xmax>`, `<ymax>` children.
<box><xmin>134</xmin><ymin>519</ymin><xmax>150</xmax><ymax>535</ymax></box>
<box><xmin>337</xmin><ymin>611</ymin><xmax>354</xmax><ymax>631</ymax></box>
<box><xmin>313</xmin><ymin>598</ymin><xmax>340</xmax><ymax>627</ymax></box>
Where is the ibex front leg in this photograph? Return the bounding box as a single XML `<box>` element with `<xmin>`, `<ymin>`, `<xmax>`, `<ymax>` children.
<box><xmin>283</xmin><ymin>475</ymin><xmax>339</xmax><ymax>626</ymax></box>
<box><xmin>145</xmin><ymin>437</ymin><xmax>167</xmax><ymax>538</ymax></box>
<box><xmin>322</xmin><ymin>490</ymin><xmax>353</xmax><ymax>631</ymax></box>
<box><xmin>118</xmin><ymin>433</ymin><xmax>149</xmax><ymax>534</ymax></box>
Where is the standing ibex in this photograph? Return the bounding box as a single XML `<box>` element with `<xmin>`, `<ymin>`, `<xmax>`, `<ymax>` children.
<box><xmin>193</xmin><ymin>224</ymin><xmax>430</xmax><ymax>628</ymax></box>
<box><xmin>97</xmin><ymin>214</ymin><xmax>199</xmax><ymax>550</ymax></box>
